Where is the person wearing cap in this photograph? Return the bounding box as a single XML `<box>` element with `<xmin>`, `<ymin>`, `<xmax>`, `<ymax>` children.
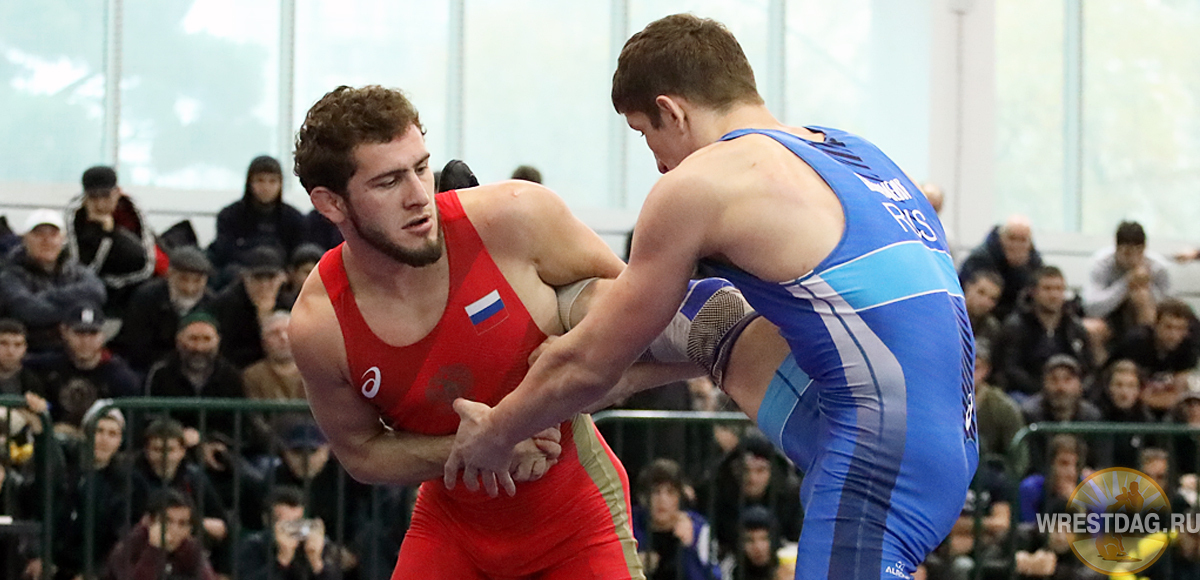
<box><xmin>111</xmin><ymin>245</ymin><xmax>216</xmax><ymax>376</ymax></box>
<box><xmin>208</xmin><ymin>245</ymin><xmax>290</xmax><ymax>368</ymax></box>
<box><xmin>718</xmin><ymin>506</ymin><xmax>779</xmax><ymax>580</ymax></box>
<box><xmin>66</xmin><ymin>165</ymin><xmax>160</xmax><ymax>317</ymax></box>
<box><xmin>1019</xmin><ymin>354</ymin><xmax>1103</xmax><ymax>475</ymax></box>
<box><xmin>279</xmin><ymin>243</ymin><xmax>325</xmax><ymax>308</ymax></box>
<box><xmin>207</xmin><ymin>155</ymin><xmax>306</xmax><ymax>288</ymax></box>
<box><xmin>994</xmin><ymin>265</ymin><xmax>1095</xmax><ymax>400</ymax></box>
<box><xmin>24</xmin><ymin>303</ymin><xmax>139</xmax><ymax>432</ymax></box>
<box><xmin>145</xmin><ymin>311</ymin><xmax>245</xmax><ymax>444</ymax></box>
<box><xmin>0</xmin><ymin>209</ymin><xmax>106</xmax><ymax>352</ymax></box>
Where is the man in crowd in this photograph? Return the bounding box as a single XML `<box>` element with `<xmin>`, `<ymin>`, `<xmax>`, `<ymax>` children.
<box><xmin>66</xmin><ymin>165</ymin><xmax>158</xmax><ymax>316</ymax></box>
<box><xmin>112</xmin><ymin>246</ymin><xmax>215</xmax><ymax>376</ymax></box>
<box><xmin>1083</xmin><ymin>220</ymin><xmax>1171</xmax><ymax>349</ymax></box>
<box><xmin>0</xmin><ymin>210</ymin><xmax>105</xmax><ymax>351</ymax></box>
<box><xmin>959</xmin><ymin>214</ymin><xmax>1044</xmax><ymax>321</ymax></box>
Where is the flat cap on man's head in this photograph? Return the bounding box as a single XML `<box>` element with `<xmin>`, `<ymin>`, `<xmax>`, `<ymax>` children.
<box><xmin>1043</xmin><ymin>354</ymin><xmax>1081</xmax><ymax>377</ymax></box>
<box><xmin>169</xmin><ymin>246</ymin><xmax>213</xmax><ymax>275</ymax></box>
<box><xmin>242</xmin><ymin>246</ymin><xmax>285</xmax><ymax>275</ymax></box>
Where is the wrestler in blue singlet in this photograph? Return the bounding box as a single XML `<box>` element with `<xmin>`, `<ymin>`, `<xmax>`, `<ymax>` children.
<box><xmin>706</xmin><ymin>127</ymin><xmax>978</xmax><ymax>580</ymax></box>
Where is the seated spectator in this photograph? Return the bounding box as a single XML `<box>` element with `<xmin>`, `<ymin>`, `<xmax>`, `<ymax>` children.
<box><xmin>1111</xmin><ymin>298</ymin><xmax>1199</xmax><ymax>419</ymax></box>
<box><xmin>0</xmin><ymin>209</ymin><xmax>106</xmax><ymax>352</ymax></box>
<box><xmin>1138</xmin><ymin>447</ymin><xmax>1187</xmax><ymax>516</ymax></box>
<box><xmin>105</xmin><ymin>488</ymin><xmax>217</xmax><ymax>580</ymax></box>
<box><xmin>0</xmin><ymin>320</ymin><xmax>49</xmax><ymax>431</ymax></box>
<box><xmin>304</xmin><ymin>210</ymin><xmax>342</xmax><ymax>251</ymax></box>
<box><xmin>511</xmin><ymin>164</ymin><xmax>543</xmax><ymax>183</ymax></box>
<box><xmin>1018</xmin><ymin>435</ymin><xmax>1084</xmax><ymax>523</ymax></box>
<box><xmin>26</xmin><ymin>303</ymin><xmax>139</xmax><ymax>433</ymax></box>
<box><xmin>262</xmin><ymin>421</ymin><xmax>370</xmax><ymax>569</ymax></box>
<box><xmin>66</xmin><ymin>166</ymin><xmax>158</xmax><ymax>317</ymax></box>
<box><xmin>145</xmin><ymin>312</ymin><xmax>245</xmax><ymax>444</ymax></box>
<box><xmin>996</xmin><ymin>266</ymin><xmax>1095</xmax><ymax>398</ymax></box>
<box><xmin>974</xmin><ymin>339</ymin><xmax>1027</xmax><ymax>475</ymax></box>
<box><xmin>1094</xmin><ymin>359</ymin><xmax>1153</xmax><ymax>469</ymax></box>
<box><xmin>709</xmin><ymin>435</ymin><xmax>802</xmax><ymax>558</ymax></box>
<box><xmin>112</xmin><ymin>246</ymin><xmax>214</xmax><ymax>377</ymax></box>
<box><xmin>235</xmin><ymin>486</ymin><xmax>341</xmax><ymax>580</ymax></box>
<box><xmin>208</xmin><ymin>155</ymin><xmax>305</xmax><ymax>288</ymax></box>
<box><xmin>52</xmin><ymin>407</ymin><xmax>132</xmax><ymax>579</ymax></box>
<box><xmin>1020</xmin><ymin>355</ymin><xmax>1103</xmax><ymax>473</ymax></box>
<box><xmin>130</xmin><ymin>418</ymin><xmax>230</xmax><ymax>565</ymax></box>
<box><xmin>632</xmin><ymin>458</ymin><xmax>720</xmax><ymax>580</ymax></box>
<box><xmin>963</xmin><ymin>269</ymin><xmax>1004</xmax><ymax>347</ymax></box>
<box><xmin>958</xmin><ymin>214</ymin><xmax>1043</xmax><ymax>321</ymax></box>
<box><xmin>209</xmin><ymin>246</ymin><xmax>289</xmax><ymax>368</ymax></box>
<box><xmin>1083</xmin><ymin>220</ymin><xmax>1170</xmax><ymax>350</ymax></box>
<box><xmin>718</xmin><ymin>506</ymin><xmax>778</xmax><ymax>580</ymax></box>
<box><xmin>243</xmin><ymin>311</ymin><xmax>306</xmax><ymax>450</ymax></box>
<box><xmin>280</xmin><ymin>243</ymin><xmax>323</xmax><ymax>308</ymax></box>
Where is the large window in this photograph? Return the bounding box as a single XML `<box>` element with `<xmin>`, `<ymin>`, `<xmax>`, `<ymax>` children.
<box><xmin>1080</xmin><ymin>0</ymin><xmax>1200</xmax><ymax>238</ymax></box>
<box><xmin>120</xmin><ymin>0</ymin><xmax>280</xmax><ymax>203</ymax></box>
<box><xmin>463</xmin><ymin>0</ymin><xmax>611</xmax><ymax>206</ymax></box>
<box><xmin>0</xmin><ymin>0</ymin><xmax>940</xmax><ymax>243</ymax></box>
<box><xmin>995</xmin><ymin>0</ymin><xmax>1065</xmax><ymax>233</ymax></box>
<box><xmin>0</xmin><ymin>0</ymin><xmax>106</xmax><ymax>184</ymax></box>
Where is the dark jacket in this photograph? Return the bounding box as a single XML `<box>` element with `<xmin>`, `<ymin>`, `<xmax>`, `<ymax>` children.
<box><xmin>111</xmin><ymin>278</ymin><xmax>215</xmax><ymax>375</ymax></box>
<box><xmin>209</xmin><ymin>279</ymin><xmax>289</xmax><ymax>369</ymax></box>
<box><xmin>26</xmin><ymin>350</ymin><xmax>140</xmax><ymax>427</ymax></box>
<box><xmin>235</xmin><ymin>530</ymin><xmax>342</xmax><ymax>580</ymax></box>
<box><xmin>1110</xmin><ymin>325</ymin><xmax>1200</xmax><ymax>378</ymax></box>
<box><xmin>0</xmin><ymin>246</ymin><xmax>106</xmax><ymax>351</ymax></box>
<box><xmin>208</xmin><ymin>159</ymin><xmax>306</xmax><ymax>278</ymax></box>
<box><xmin>65</xmin><ymin>194</ymin><xmax>157</xmax><ymax>292</ymax></box>
<box><xmin>104</xmin><ymin>523</ymin><xmax>217</xmax><ymax>580</ymax></box>
<box><xmin>145</xmin><ymin>352</ymin><xmax>245</xmax><ymax>440</ymax></box>
<box><xmin>958</xmin><ymin>226</ymin><xmax>1045</xmax><ymax>321</ymax></box>
<box><xmin>995</xmin><ymin>301</ymin><xmax>1094</xmax><ymax>396</ymax></box>
<box><xmin>55</xmin><ymin>454</ymin><xmax>134</xmax><ymax>578</ymax></box>
<box><xmin>304</xmin><ymin>210</ymin><xmax>342</xmax><ymax>251</ymax></box>
<box><xmin>632</xmin><ymin>508</ymin><xmax>720</xmax><ymax>580</ymax></box>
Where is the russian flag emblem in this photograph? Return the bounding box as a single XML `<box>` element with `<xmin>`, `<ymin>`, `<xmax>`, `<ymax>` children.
<box><xmin>465</xmin><ymin>289</ymin><xmax>507</xmax><ymax>333</ymax></box>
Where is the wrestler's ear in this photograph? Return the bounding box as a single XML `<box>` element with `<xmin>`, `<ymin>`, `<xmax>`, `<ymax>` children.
<box><xmin>654</xmin><ymin>95</ymin><xmax>688</xmax><ymax>133</ymax></box>
<box><xmin>311</xmin><ymin>187</ymin><xmax>349</xmax><ymax>225</ymax></box>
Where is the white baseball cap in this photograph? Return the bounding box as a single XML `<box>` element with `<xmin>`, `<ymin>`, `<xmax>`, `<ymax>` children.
<box><xmin>22</xmin><ymin>209</ymin><xmax>65</xmax><ymax>234</ymax></box>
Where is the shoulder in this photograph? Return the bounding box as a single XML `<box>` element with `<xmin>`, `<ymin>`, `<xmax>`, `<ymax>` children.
<box><xmin>456</xmin><ymin>180</ymin><xmax>571</xmax><ymax>229</ymax></box>
<box><xmin>289</xmin><ymin>268</ymin><xmax>347</xmax><ymax>380</ymax></box>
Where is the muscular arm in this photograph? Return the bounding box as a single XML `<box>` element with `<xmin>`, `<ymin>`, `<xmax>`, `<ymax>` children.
<box><xmin>446</xmin><ymin>172</ymin><xmax>716</xmax><ymax>494</ymax></box>
<box><xmin>291</xmin><ymin>302</ymin><xmax>454</xmax><ymax>486</ymax></box>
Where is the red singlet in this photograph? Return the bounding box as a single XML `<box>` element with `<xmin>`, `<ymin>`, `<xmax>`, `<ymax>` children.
<box><xmin>318</xmin><ymin>190</ymin><xmax>642</xmax><ymax>579</ymax></box>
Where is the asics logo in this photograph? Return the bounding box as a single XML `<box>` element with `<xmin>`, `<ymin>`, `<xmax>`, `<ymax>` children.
<box><xmin>361</xmin><ymin>366</ymin><xmax>381</xmax><ymax>399</ymax></box>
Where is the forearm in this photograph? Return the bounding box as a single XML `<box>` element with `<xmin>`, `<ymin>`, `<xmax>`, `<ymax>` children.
<box><xmin>335</xmin><ymin>431</ymin><xmax>454</xmax><ymax>486</ymax></box>
<box><xmin>1083</xmin><ymin>276</ymin><xmax>1127</xmax><ymax>318</ymax></box>
<box><xmin>489</xmin><ymin>338</ymin><xmax>620</xmax><ymax>449</ymax></box>
<box><xmin>582</xmin><ymin>362</ymin><xmax>703</xmax><ymax>413</ymax></box>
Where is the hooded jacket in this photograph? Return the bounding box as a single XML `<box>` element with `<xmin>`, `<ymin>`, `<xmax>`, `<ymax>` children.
<box><xmin>208</xmin><ymin>156</ymin><xmax>306</xmax><ymax>273</ymax></box>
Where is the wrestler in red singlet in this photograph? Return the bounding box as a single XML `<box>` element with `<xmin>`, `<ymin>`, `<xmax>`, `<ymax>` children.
<box><xmin>318</xmin><ymin>190</ymin><xmax>641</xmax><ymax>579</ymax></box>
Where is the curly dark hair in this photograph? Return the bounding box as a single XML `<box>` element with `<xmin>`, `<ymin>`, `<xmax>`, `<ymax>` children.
<box><xmin>294</xmin><ymin>85</ymin><xmax>424</xmax><ymax>195</ymax></box>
